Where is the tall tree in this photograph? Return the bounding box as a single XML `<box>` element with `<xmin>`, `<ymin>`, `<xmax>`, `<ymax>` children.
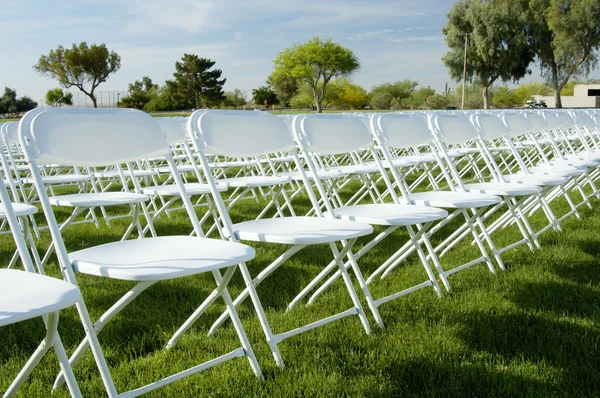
<box><xmin>171</xmin><ymin>54</ymin><xmax>226</xmax><ymax>109</ymax></box>
<box><xmin>442</xmin><ymin>0</ymin><xmax>534</xmax><ymax>109</ymax></box>
<box><xmin>251</xmin><ymin>86</ymin><xmax>278</xmax><ymax>106</ymax></box>
<box><xmin>33</xmin><ymin>42</ymin><xmax>120</xmax><ymax>108</ymax></box>
<box><xmin>529</xmin><ymin>0</ymin><xmax>600</xmax><ymax>108</ymax></box>
<box><xmin>0</xmin><ymin>87</ymin><xmax>37</xmax><ymax>117</ymax></box>
<box><xmin>224</xmin><ymin>89</ymin><xmax>248</xmax><ymax>109</ymax></box>
<box><xmin>272</xmin><ymin>37</ymin><xmax>360</xmax><ymax>113</ymax></box>
<box><xmin>119</xmin><ymin>76</ymin><xmax>158</xmax><ymax>110</ymax></box>
<box><xmin>45</xmin><ymin>88</ymin><xmax>73</xmax><ymax>107</ymax></box>
<box><xmin>267</xmin><ymin>73</ymin><xmax>299</xmax><ymax>106</ymax></box>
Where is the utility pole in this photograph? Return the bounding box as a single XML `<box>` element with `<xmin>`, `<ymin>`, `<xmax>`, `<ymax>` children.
<box><xmin>461</xmin><ymin>33</ymin><xmax>469</xmax><ymax>110</ymax></box>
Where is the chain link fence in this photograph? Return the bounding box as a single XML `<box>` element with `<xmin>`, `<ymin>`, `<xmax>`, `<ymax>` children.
<box><xmin>39</xmin><ymin>90</ymin><xmax>128</xmax><ymax>108</ymax></box>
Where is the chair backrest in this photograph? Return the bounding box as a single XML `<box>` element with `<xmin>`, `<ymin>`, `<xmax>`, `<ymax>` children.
<box><xmin>4</xmin><ymin>121</ymin><xmax>19</xmax><ymax>143</ymax></box>
<box><xmin>473</xmin><ymin>113</ymin><xmax>511</xmax><ymax>140</ymax></box>
<box><xmin>155</xmin><ymin>117</ymin><xmax>187</xmax><ymax>145</ymax></box>
<box><xmin>524</xmin><ymin>112</ymin><xmax>549</xmax><ymax>132</ymax></box>
<box><xmin>501</xmin><ymin>113</ymin><xmax>533</xmax><ymax>137</ymax></box>
<box><xmin>191</xmin><ymin>110</ymin><xmax>294</xmax><ymax>157</ymax></box>
<box><xmin>374</xmin><ymin>113</ymin><xmax>432</xmax><ymax>148</ymax></box>
<box><xmin>296</xmin><ymin>114</ymin><xmax>373</xmax><ymax>154</ymax></box>
<box><xmin>431</xmin><ymin>114</ymin><xmax>478</xmax><ymax>144</ymax></box>
<box><xmin>19</xmin><ymin>108</ymin><xmax>168</xmax><ymax>166</ymax></box>
<box><xmin>571</xmin><ymin>111</ymin><xmax>596</xmax><ymax>129</ymax></box>
<box><xmin>555</xmin><ymin>112</ymin><xmax>575</xmax><ymax>129</ymax></box>
<box><xmin>540</xmin><ymin>111</ymin><xmax>563</xmax><ymax>130</ymax></box>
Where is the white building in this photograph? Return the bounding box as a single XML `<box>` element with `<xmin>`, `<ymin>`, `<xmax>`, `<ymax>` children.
<box><xmin>533</xmin><ymin>84</ymin><xmax>600</xmax><ymax>108</ymax></box>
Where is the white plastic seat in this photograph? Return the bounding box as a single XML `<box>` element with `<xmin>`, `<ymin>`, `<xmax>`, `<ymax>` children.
<box><xmin>0</xmin><ymin>269</ymin><xmax>80</xmax><ymax>326</ymax></box>
<box><xmin>70</xmin><ymin>236</ymin><xmax>255</xmax><ymax>281</ymax></box>
<box><xmin>407</xmin><ymin>191</ymin><xmax>501</xmax><ymax>208</ymax></box>
<box><xmin>22</xmin><ymin>174</ymin><xmax>93</xmax><ymax>185</ymax></box>
<box><xmin>48</xmin><ymin>191</ymin><xmax>149</xmax><ymax>207</ymax></box>
<box><xmin>460</xmin><ymin>182</ymin><xmax>543</xmax><ymax>196</ymax></box>
<box><xmin>140</xmin><ymin>182</ymin><xmax>227</xmax><ymax>196</ymax></box>
<box><xmin>0</xmin><ymin>202</ymin><xmax>38</xmax><ymax>217</ymax></box>
<box><xmin>279</xmin><ymin>169</ymin><xmax>345</xmax><ymax>180</ymax></box>
<box><xmin>231</xmin><ymin>217</ymin><xmax>372</xmax><ymax>245</ymax></box>
<box><xmin>217</xmin><ymin>175</ymin><xmax>291</xmax><ymax>187</ymax></box>
<box><xmin>326</xmin><ymin>204</ymin><xmax>447</xmax><ymax>226</ymax></box>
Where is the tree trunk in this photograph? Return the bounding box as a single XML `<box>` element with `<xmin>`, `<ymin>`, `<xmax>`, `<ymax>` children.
<box><xmin>316</xmin><ymin>99</ymin><xmax>322</xmax><ymax>113</ymax></box>
<box><xmin>90</xmin><ymin>94</ymin><xmax>98</xmax><ymax>108</ymax></box>
<box><xmin>482</xmin><ymin>85</ymin><xmax>490</xmax><ymax>109</ymax></box>
<box><xmin>551</xmin><ymin>63</ymin><xmax>562</xmax><ymax>109</ymax></box>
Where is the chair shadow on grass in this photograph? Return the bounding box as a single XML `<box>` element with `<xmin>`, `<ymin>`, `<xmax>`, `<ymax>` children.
<box><xmin>451</xmin><ymin>310</ymin><xmax>600</xmax><ymax>395</ymax></box>
<box><xmin>365</xmin><ymin>357</ymin><xmax>553</xmax><ymax>397</ymax></box>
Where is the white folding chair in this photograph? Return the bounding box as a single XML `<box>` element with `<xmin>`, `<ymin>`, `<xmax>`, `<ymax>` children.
<box><xmin>285</xmin><ymin>114</ymin><xmax>449</xmax><ymax>322</ymax></box>
<box><xmin>0</xmin><ymin>172</ymin><xmax>82</xmax><ymax>397</ymax></box>
<box><xmin>19</xmin><ymin>107</ymin><xmax>262</xmax><ymax>397</ymax></box>
<box><xmin>182</xmin><ymin>110</ymin><xmax>374</xmax><ymax>368</ymax></box>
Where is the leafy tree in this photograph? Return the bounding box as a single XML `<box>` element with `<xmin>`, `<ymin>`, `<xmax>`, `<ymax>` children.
<box><xmin>490</xmin><ymin>86</ymin><xmax>522</xmax><ymax>108</ymax></box>
<box><xmin>272</xmin><ymin>37</ymin><xmax>360</xmax><ymax>113</ymax></box>
<box><xmin>560</xmin><ymin>80</ymin><xmax>578</xmax><ymax>96</ymax></box>
<box><xmin>336</xmin><ymin>81</ymin><xmax>368</xmax><ymax>109</ymax></box>
<box><xmin>251</xmin><ymin>86</ymin><xmax>278</xmax><ymax>106</ymax></box>
<box><xmin>370</xmin><ymin>80</ymin><xmax>419</xmax><ymax>107</ymax></box>
<box><xmin>289</xmin><ymin>84</ymin><xmax>316</xmax><ymax>109</ymax></box>
<box><xmin>369</xmin><ymin>92</ymin><xmax>394</xmax><ymax>110</ymax></box>
<box><xmin>224</xmin><ymin>89</ymin><xmax>248</xmax><ymax>109</ymax></box>
<box><xmin>442</xmin><ymin>0</ymin><xmax>534</xmax><ymax>109</ymax></box>
<box><xmin>529</xmin><ymin>0</ymin><xmax>600</xmax><ymax>107</ymax></box>
<box><xmin>512</xmin><ymin>81</ymin><xmax>553</xmax><ymax>105</ymax></box>
<box><xmin>144</xmin><ymin>84</ymin><xmax>188</xmax><ymax>112</ymax></box>
<box><xmin>45</xmin><ymin>88</ymin><xmax>73</xmax><ymax>107</ymax></box>
<box><xmin>119</xmin><ymin>77</ymin><xmax>158</xmax><ymax>110</ymax></box>
<box><xmin>406</xmin><ymin>87</ymin><xmax>436</xmax><ymax>109</ymax></box>
<box><xmin>171</xmin><ymin>54</ymin><xmax>226</xmax><ymax>109</ymax></box>
<box><xmin>0</xmin><ymin>87</ymin><xmax>37</xmax><ymax>117</ymax></box>
<box><xmin>424</xmin><ymin>94</ymin><xmax>452</xmax><ymax>110</ymax></box>
<box><xmin>33</xmin><ymin>42</ymin><xmax>120</xmax><ymax>108</ymax></box>
<box><xmin>267</xmin><ymin>73</ymin><xmax>299</xmax><ymax>106</ymax></box>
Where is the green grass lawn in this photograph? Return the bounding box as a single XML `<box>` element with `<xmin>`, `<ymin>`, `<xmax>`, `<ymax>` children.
<box><xmin>1</xmin><ymin>183</ymin><xmax>599</xmax><ymax>397</ymax></box>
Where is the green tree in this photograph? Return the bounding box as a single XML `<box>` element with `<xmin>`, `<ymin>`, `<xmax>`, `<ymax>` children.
<box><xmin>335</xmin><ymin>81</ymin><xmax>368</xmax><ymax>109</ymax></box>
<box><xmin>370</xmin><ymin>80</ymin><xmax>419</xmax><ymax>107</ymax></box>
<box><xmin>272</xmin><ymin>37</ymin><xmax>360</xmax><ymax>113</ymax></box>
<box><xmin>406</xmin><ymin>87</ymin><xmax>436</xmax><ymax>109</ymax></box>
<box><xmin>528</xmin><ymin>0</ymin><xmax>600</xmax><ymax>107</ymax></box>
<box><xmin>119</xmin><ymin>77</ymin><xmax>158</xmax><ymax>110</ymax></box>
<box><xmin>490</xmin><ymin>86</ymin><xmax>521</xmax><ymax>108</ymax></box>
<box><xmin>251</xmin><ymin>86</ymin><xmax>278</xmax><ymax>106</ymax></box>
<box><xmin>171</xmin><ymin>54</ymin><xmax>226</xmax><ymax>109</ymax></box>
<box><xmin>289</xmin><ymin>84</ymin><xmax>315</xmax><ymax>109</ymax></box>
<box><xmin>45</xmin><ymin>88</ymin><xmax>73</xmax><ymax>107</ymax></box>
<box><xmin>512</xmin><ymin>81</ymin><xmax>553</xmax><ymax>105</ymax></box>
<box><xmin>33</xmin><ymin>42</ymin><xmax>120</xmax><ymax>108</ymax></box>
<box><xmin>224</xmin><ymin>89</ymin><xmax>248</xmax><ymax>109</ymax></box>
<box><xmin>442</xmin><ymin>0</ymin><xmax>534</xmax><ymax>109</ymax></box>
<box><xmin>144</xmin><ymin>84</ymin><xmax>188</xmax><ymax>112</ymax></box>
<box><xmin>369</xmin><ymin>92</ymin><xmax>394</xmax><ymax>110</ymax></box>
<box><xmin>424</xmin><ymin>94</ymin><xmax>452</xmax><ymax>110</ymax></box>
<box><xmin>267</xmin><ymin>73</ymin><xmax>299</xmax><ymax>106</ymax></box>
<box><xmin>0</xmin><ymin>87</ymin><xmax>37</xmax><ymax>117</ymax></box>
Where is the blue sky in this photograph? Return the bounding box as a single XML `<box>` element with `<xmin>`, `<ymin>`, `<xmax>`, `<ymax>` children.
<box><xmin>1</xmin><ymin>0</ymin><xmax>598</xmax><ymax>105</ymax></box>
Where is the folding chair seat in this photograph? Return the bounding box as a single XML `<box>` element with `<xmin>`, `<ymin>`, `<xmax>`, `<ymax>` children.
<box><xmin>182</xmin><ymin>110</ymin><xmax>375</xmax><ymax>368</ymax></box>
<box><xmin>19</xmin><ymin>107</ymin><xmax>262</xmax><ymax>396</ymax></box>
